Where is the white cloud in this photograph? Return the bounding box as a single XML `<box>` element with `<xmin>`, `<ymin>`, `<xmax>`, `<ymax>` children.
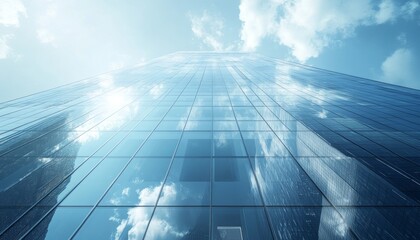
<box><xmin>380</xmin><ymin>48</ymin><xmax>418</xmax><ymax>88</ymax></box>
<box><xmin>37</xmin><ymin>28</ymin><xmax>56</xmax><ymax>45</ymax></box>
<box><xmin>239</xmin><ymin>0</ymin><xmax>280</xmax><ymax>51</ymax></box>
<box><xmin>0</xmin><ymin>0</ymin><xmax>26</xmax><ymax>27</ymax></box>
<box><xmin>0</xmin><ymin>34</ymin><xmax>13</xmax><ymax>59</ymax></box>
<box><xmin>190</xmin><ymin>12</ymin><xmax>227</xmax><ymax>51</ymax></box>
<box><xmin>375</xmin><ymin>0</ymin><xmax>396</xmax><ymax>24</ymax></box>
<box><xmin>239</xmin><ymin>0</ymin><xmax>420</xmax><ymax>62</ymax></box>
<box><xmin>397</xmin><ymin>33</ymin><xmax>407</xmax><ymax>45</ymax></box>
<box><xmin>401</xmin><ymin>0</ymin><xmax>420</xmax><ymax>18</ymax></box>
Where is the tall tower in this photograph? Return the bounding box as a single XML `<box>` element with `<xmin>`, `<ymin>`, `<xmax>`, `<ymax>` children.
<box><xmin>0</xmin><ymin>52</ymin><xmax>419</xmax><ymax>239</ymax></box>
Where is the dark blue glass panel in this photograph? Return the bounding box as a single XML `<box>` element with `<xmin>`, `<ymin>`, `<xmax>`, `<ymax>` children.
<box><xmin>268</xmin><ymin>207</ymin><xmax>356</xmax><ymax>239</ymax></box>
<box><xmin>159</xmin><ymin>158</ymin><xmax>211</xmax><ymax>206</ymax></box>
<box><xmin>212</xmin><ymin>207</ymin><xmax>272</xmax><ymax>240</ymax></box>
<box><xmin>212</xmin><ymin>158</ymin><xmax>262</xmax><ymax>205</ymax></box>
<box><xmin>176</xmin><ymin>132</ymin><xmax>212</xmax><ymax>157</ymax></box>
<box><xmin>251</xmin><ymin>157</ymin><xmax>325</xmax><ymax>206</ymax></box>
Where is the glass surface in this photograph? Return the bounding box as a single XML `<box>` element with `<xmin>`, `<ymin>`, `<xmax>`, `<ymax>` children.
<box><xmin>251</xmin><ymin>157</ymin><xmax>325</xmax><ymax>206</ymax></box>
<box><xmin>242</xmin><ymin>132</ymin><xmax>290</xmax><ymax>157</ymax></box>
<box><xmin>213</xmin><ymin>158</ymin><xmax>262</xmax><ymax>205</ymax></box>
<box><xmin>136</xmin><ymin>132</ymin><xmax>181</xmax><ymax>157</ymax></box>
<box><xmin>24</xmin><ymin>207</ymin><xmax>90</xmax><ymax>240</ymax></box>
<box><xmin>159</xmin><ymin>158</ymin><xmax>211</xmax><ymax>206</ymax></box>
<box><xmin>100</xmin><ymin>158</ymin><xmax>171</xmax><ymax>206</ymax></box>
<box><xmin>268</xmin><ymin>207</ymin><xmax>355</xmax><ymax>239</ymax></box>
<box><xmin>185</xmin><ymin>120</ymin><xmax>212</xmax><ymax>131</ymax></box>
<box><xmin>176</xmin><ymin>132</ymin><xmax>212</xmax><ymax>157</ymax></box>
<box><xmin>108</xmin><ymin>132</ymin><xmax>149</xmax><ymax>157</ymax></box>
<box><xmin>74</xmin><ymin>207</ymin><xmax>153</xmax><ymax>239</ymax></box>
<box><xmin>213</xmin><ymin>121</ymin><xmax>238</xmax><ymax>131</ymax></box>
<box><xmin>212</xmin><ymin>207</ymin><xmax>273</xmax><ymax>240</ymax></box>
<box><xmin>60</xmin><ymin>157</ymin><xmax>130</xmax><ymax>206</ymax></box>
<box><xmin>1</xmin><ymin>52</ymin><xmax>420</xmax><ymax>238</ymax></box>
<box><xmin>213</xmin><ymin>132</ymin><xmax>247</xmax><ymax>157</ymax></box>
<box><xmin>144</xmin><ymin>207</ymin><xmax>209</xmax><ymax>239</ymax></box>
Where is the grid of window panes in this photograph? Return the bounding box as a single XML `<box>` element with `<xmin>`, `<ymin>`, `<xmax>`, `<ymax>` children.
<box><xmin>0</xmin><ymin>52</ymin><xmax>419</xmax><ymax>239</ymax></box>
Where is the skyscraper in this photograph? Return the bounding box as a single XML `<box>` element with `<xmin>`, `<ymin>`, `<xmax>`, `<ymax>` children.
<box><xmin>0</xmin><ymin>52</ymin><xmax>419</xmax><ymax>239</ymax></box>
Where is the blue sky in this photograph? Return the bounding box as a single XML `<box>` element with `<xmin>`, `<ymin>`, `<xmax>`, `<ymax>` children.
<box><xmin>0</xmin><ymin>0</ymin><xmax>419</xmax><ymax>102</ymax></box>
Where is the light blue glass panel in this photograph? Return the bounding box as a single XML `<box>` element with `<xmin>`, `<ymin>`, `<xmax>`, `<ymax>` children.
<box><xmin>136</xmin><ymin>132</ymin><xmax>181</xmax><ymax>157</ymax></box>
<box><xmin>176</xmin><ymin>132</ymin><xmax>212</xmax><ymax>157</ymax></box>
<box><xmin>242</xmin><ymin>132</ymin><xmax>291</xmax><ymax>157</ymax></box>
<box><xmin>213</xmin><ymin>132</ymin><xmax>247</xmax><ymax>157</ymax></box>
<box><xmin>108</xmin><ymin>132</ymin><xmax>148</xmax><ymax>157</ymax></box>
<box><xmin>213</xmin><ymin>121</ymin><xmax>238</xmax><ymax>131</ymax></box>
<box><xmin>100</xmin><ymin>158</ymin><xmax>171</xmax><ymax>206</ymax></box>
<box><xmin>144</xmin><ymin>207</ymin><xmax>209</xmax><ymax>239</ymax></box>
<box><xmin>74</xmin><ymin>207</ymin><xmax>153</xmax><ymax>239</ymax></box>
<box><xmin>25</xmin><ymin>207</ymin><xmax>90</xmax><ymax>240</ymax></box>
<box><xmin>60</xmin><ymin>157</ymin><xmax>130</xmax><ymax>206</ymax></box>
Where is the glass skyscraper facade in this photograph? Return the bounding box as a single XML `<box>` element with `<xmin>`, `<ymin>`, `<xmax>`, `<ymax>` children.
<box><xmin>0</xmin><ymin>52</ymin><xmax>419</xmax><ymax>239</ymax></box>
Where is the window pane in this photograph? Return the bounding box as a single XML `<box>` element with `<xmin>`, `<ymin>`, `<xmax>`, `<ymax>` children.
<box><xmin>213</xmin><ymin>132</ymin><xmax>247</xmax><ymax>157</ymax></box>
<box><xmin>176</xmin><ymin>132</ymin><xmax>212</xmax><ymax>157</ymax></box>
<box><xmin>213</xmin><ymin>158</ymin><xmax>262</xmax><ymax>205</ymax></box>
<box><xmin>100</xmin><ymin>158</ymin><xmax>171</xmax><ymax>206</ymax></box>
<box><xmin>74</xmin><ymin>207</ymin><xmax>153</xmax><ymax>239</ymax></box>
<box><xmin>145</xmin><ymin>207</ymin><xmax>210</xmax><ymax>239</ymax></box>
<box><xmin>136</xmin><ymin>132</ymin><xmax>181</xmax><ymax>157</ymax></box>
<box><xmin>159</xmin><ymin>158</ymin><xmax>211</xmax><ymax>206</ymax></box>
<box><xmin>212</xmin><ymin>207</ymin><xmax>272</xmax><ymax>240</ymax></box>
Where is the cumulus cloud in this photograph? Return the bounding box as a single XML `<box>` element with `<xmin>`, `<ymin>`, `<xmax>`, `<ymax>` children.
<box><xmin>0</xmin><ymin>0</ymin><xmax>26</xmax><ymax>59</ymax></box>
<box><xmin>380</xmin><ymin>48</ymin><xmax>418</xmax><ymax>88</ymax></box>
<box><xmin>401</xmin><ymin>0</ymin><xmax>420</xmax><ymax>18</ymax></box>
<box><xmin>0</xmin><ymin>0</ymin><xmax>26</xmax><ymax>27</ymax></box>
<box><xmin>239</xmin><ymin>0</ymin><xmax>280</xmax><ymax>51</ymax></box>
<box><xmin>239</xmin><ymin>0</ymin><xmax>420</xmax><ymax>62</ymax></box>
<box><xmin>37</xmin><ymin>29</ymin><xmax>56</xmax><ymax>44</ymax></box>
<box><xmin>0</xmin><ymin>34</ymin><xmax>13</xmax><ymax>59</ymax></box>
<box><xmin>375</xmin><ymin>0</ymin><xmax>397</xmax><ymax>24</ymax></box>
<box><xmin>190</xmin><ymin>11</ymin><xmax>227</xmax><ymax>51</ymax></box>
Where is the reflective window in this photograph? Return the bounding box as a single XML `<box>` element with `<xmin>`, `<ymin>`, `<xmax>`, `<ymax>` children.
<box><xmin>159</xmin><ymin>158</ymin><xmax>211</xmax><ymax>205</ymax></box>
<box><xmin>136</xmin><ymin>132</ymin><xmax>181</xmax><ymax>157</ymax></box>
<box><xmin>145</xmin><ymin>207</ymin><xmax>209</xmax><ymax>239</ymax></box>
<box><xmin>268</xmin><ymin>207</ymin><xmax>355</xmax><ymax>240</ymax></box>
<box><xmin>60</xmin><ymin>157</ymin><xmax>130</xmax><ymax>206</ymax></box>
<box><xmin>176</xmin><ymin>132</ymin><xmax>212</xmax><ymax>157</ymax></box>
<box><xmin>212</xmin><ymin>207</ymin><xmax>272</xmax><ymax>240</ymax></box>
<box><xmin>213</xmin><ymin>132</ymin><xmax>247</xmax><ymax>157</ymax></box>
<box><xmin>74</xmin><ymin>207</ymin><xmax>153</xmax><ymax>239</ymax></box>
<box><xmin>251</xmin><ymin>157</ymin><xmax>325</xmax><ymax>205</ymax></box>
<box><xmin>100</xmin><ymin>158</ymin><xmax>171</xmax><ymax>206</ymax></box>
<box><xmin>213</xmin><ymin>158</ymin><xmax>262</xmax><ymax>205</ymax></box>
<box><xmin>25</xmin><ymin>207</ymin><xmax>90</xmax><ymax>240</ymax></box>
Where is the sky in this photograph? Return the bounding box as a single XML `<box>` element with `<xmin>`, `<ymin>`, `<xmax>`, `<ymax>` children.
<box><xmin>0</xmin><ymin>0</ymin><xmax>419</xmax><ymax>102</ymax></box>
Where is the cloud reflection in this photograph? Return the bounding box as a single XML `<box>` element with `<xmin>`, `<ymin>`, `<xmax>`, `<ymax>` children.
<box><xmin>73</xmin><ymin>73</ymin><xmax>139</xmax><ymax>144</ymax></box>
<box><xmin>111</xmin><ymin>182</ymin><xmax>190</xmax><ymax>239</ymax></box>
